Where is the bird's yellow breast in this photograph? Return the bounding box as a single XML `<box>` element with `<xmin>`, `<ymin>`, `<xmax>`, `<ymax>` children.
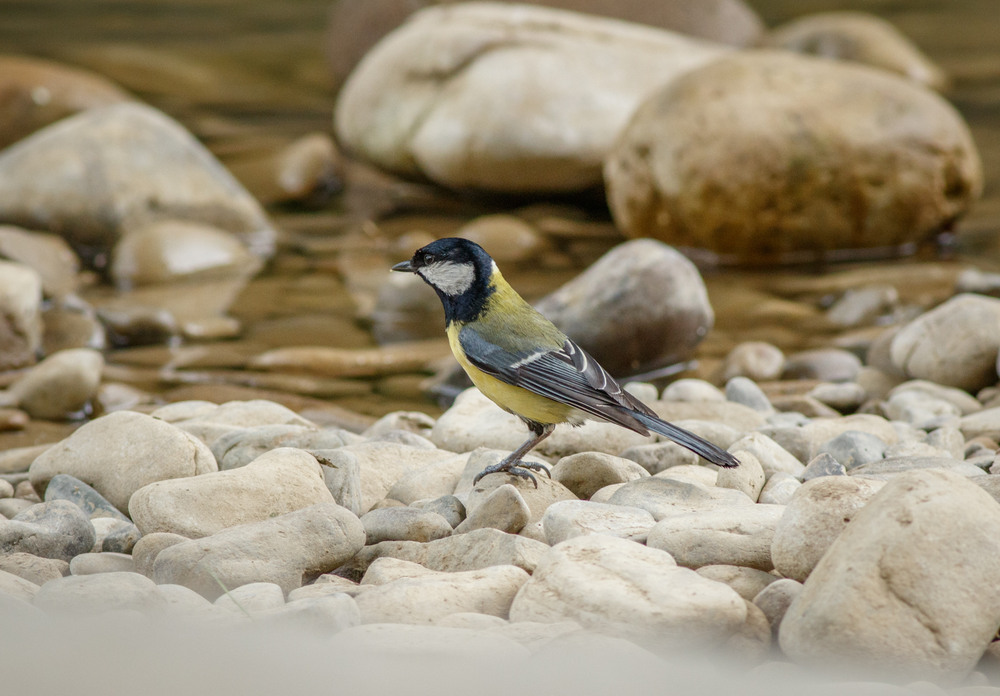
<box><xmin>446</xmin><ymin>322</ymin><xmax>576</xmax><ymax>425</ymax></box>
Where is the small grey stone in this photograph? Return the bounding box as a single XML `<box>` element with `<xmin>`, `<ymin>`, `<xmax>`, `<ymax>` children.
<box><xmin>44</xmin><ymin>474</ymin><xmax>129</xmax><ymax>521</ymax></box>
<box><xmin>753</xmin><ymin>578</ymin><xmax>803</xmax><ymax>637</ymax></box>
<box><xmin>101</xmin><ymin>520</ymin><xmax>142</xmax><ymax>554</ymax></box>
<box><xmin>725</xmin><ymin>377</ymin><xmax>774</xmax><ymax>414</ymax></box>
<box><xmin>800</xmin><ymin>452</ymin><xmax>847</xmax><ymax>481</ymax></box>
<box><xmin>411</xmin><ymin>495</ymin><xmax>465</xmax><ymax>528</ymax></box>
<box><xmin>0</xmin><ymin>499</ymin><xmax>95</xmax><ymax>561</ymax></box>
<box><xmin>816</xmin><ymin>430</ymin><xmax>887</xmax><ymax>470</ymax></box>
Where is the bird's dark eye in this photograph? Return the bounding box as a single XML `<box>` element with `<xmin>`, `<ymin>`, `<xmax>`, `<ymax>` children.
<box><xmin>422</xmin><ymin>252</ymin><xmax>437</xmax><ymax>265</ymax></box>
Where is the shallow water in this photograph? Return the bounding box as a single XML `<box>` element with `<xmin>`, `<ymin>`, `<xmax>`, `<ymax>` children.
<box><xmin>0</xmin><ymin>0</ymin><xmax>998</xmax><ymax>429</ymax></box>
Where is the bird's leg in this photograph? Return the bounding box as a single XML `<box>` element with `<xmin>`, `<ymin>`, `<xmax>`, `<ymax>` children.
<box><xmin>473</xmin><ymin>422</ymin><xmax>555</xmax><ymax>488</ymax></box>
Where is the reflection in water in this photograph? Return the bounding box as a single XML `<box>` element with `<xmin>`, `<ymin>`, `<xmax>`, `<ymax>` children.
<box><xmin>0</xmin><ymin>0</ymin><xmax>997</xmax><ymax>423</ymax></box>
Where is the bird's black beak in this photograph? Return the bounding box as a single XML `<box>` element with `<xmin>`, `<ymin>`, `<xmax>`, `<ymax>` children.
<box><xmin>391</xmin><ymin>260</ymin><xmax>414</xmax><ymax>273</ymax></box>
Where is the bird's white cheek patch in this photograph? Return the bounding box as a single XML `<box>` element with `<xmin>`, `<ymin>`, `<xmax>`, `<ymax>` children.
<box><xmin>420</xmin><ymin>261</ymin><xmax>475</xmax><ymax>295</ymax></box>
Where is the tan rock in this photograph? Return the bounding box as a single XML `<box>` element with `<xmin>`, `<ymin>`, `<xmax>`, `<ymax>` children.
<box><xmin>30</xmin><ymin>410</ymin><xmax>217</xmax><ymax>513</ymax></box>
<box><xmin>771</xmin><ymin>476</ymin><xmax>886</xmax><ymax>582</ymax></box>
<box><xmin>129</xmin><ymin>448</ymin><xmax>333</xmax><ymax>538</ymax></box>
<box><xmin>509</xmin><ymin>534</ymin><xmax>747</xmax><ymax>650</ymax></box>
<box><xmin>779</xmin><ymin>470</ymin><xmax>1000</xmax><ymax>680</ymax></box>
<box><xmin>605</xmin><ymin>51</ymin><xmax>981</xmax><ymax>264</ymax></box>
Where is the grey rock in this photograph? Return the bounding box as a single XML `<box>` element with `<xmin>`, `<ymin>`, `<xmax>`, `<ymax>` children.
<box><xmin>535</xmin><ymin>239</ymin><xmax>715</xmax><ymax>375</ymax></box>
<box><xmin>724</xmin><ymin>377</ymin><xmax>773</xmax><ymax>414</ymax></box>
<box><xmin>816</xmin><ymin>430</ymin><xmax>888</xmax><ymax>471</ymax></box>
<box><xmin>753</xmin><ymin>578</ymin><xmax>803</xmax><ymax>637</ymax></box>
<box><xmin>44</xmin><ymin>474</ymin><xmax>128</xmax><ymax>521</ymax></box>
<box><xmin>0</xmin><ymin>499</ymin><xmax>95</xmax><ymax>561</ymax></box>
<box><xmin>661</xmin><ymin>379</ymin><xmax>726</xmax><ymax>403</ymax></box>
<box><xmin>100</xmin><ymin>520</ymin><xmax>142</xmax><ymax>554</ymax></box>
<box><xmin>800</xmin><ymin>452</ymin><xmax>847</xmax><ymax>481</ymax></box>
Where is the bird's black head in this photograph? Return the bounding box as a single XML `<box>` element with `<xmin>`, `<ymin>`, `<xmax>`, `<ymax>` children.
<box><xmin>392</xmin><ymin>237</ymin><xmax>496</xmax><ymax>323</ymax></box>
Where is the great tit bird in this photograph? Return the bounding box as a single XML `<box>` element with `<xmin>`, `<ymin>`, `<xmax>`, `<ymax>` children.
<box><xmin>392</xmin><ymin>237</ymin><xmax>739</xmax><ymax>485</ymax></box>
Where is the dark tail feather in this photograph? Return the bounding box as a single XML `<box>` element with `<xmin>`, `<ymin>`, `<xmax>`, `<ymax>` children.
<box><xmin>632</xmin><ymin>412</ymin><xmax>739</xmax><ymax>468</ymax></box>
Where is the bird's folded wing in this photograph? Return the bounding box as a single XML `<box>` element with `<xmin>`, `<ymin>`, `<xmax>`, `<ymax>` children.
<box><xmin>458</xmin><ymin>325</ymin><xmax>652</xmax><ymax>431</ymax></box>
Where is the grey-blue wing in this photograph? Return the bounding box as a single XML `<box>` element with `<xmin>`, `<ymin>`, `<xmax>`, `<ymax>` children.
<box><xmin>458</xmin><ymin>324</ymin><xmax>653</xmax><ymax>433</ymax></box>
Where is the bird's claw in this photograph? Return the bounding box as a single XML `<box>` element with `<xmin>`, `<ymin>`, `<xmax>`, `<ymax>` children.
<box><xmin>473</xmin><ymin>460</ymin><xmax>550</xmax><ymax>488</ymax></box>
